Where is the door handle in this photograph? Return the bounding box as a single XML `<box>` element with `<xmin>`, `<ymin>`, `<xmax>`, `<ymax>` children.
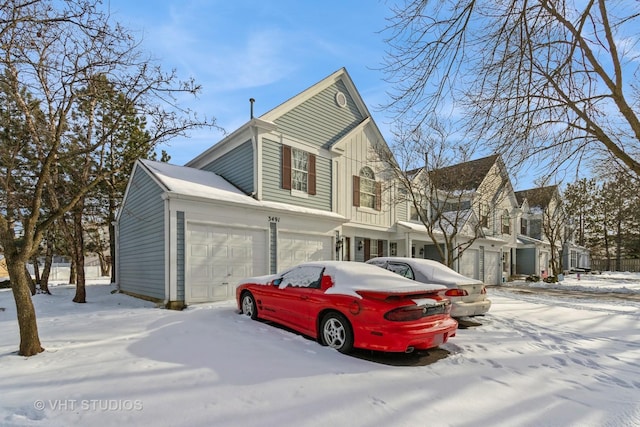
<box><xmin>300</xmin><ymin>295</ymin><xmax>308</xmax><ymax>300</ymax></box>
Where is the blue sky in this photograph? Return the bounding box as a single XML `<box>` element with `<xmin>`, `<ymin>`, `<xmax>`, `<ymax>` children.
<box><xmin>105</xmin><ymin>0</ymin><xmax>547</xmax><ymax>189</ymax></box>
<box><xmin>106</xmin><ymin>0</ymin><xmax>393</xmax><ymax>164</ymax></box>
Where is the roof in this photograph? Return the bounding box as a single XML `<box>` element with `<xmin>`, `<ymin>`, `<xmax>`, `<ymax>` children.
<box><xmin>427</xmin><ymin>155</ymin><xmax>499</xmax><ymax>191</ymax></box>
<box><xmin>138</xmin><ymin>160</ymin><xmax>347</xmax><ymax>221</ymax></box>
<box><xmin>515</xmin><ymin>186</ymin><xmax>558</xmax><ymax>209</ymax></box>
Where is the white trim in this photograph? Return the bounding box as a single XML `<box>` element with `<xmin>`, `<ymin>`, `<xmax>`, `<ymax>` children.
<box><xmin>168</xmin><ymin>205</ymin><xmax>178</xmax><ymax>302</ymax></box>
<box><xmin>163</xmin><ymin>195</ymin><xmax>171</xmax><ymax>306</ymax></box>
<box><xmin>186</xmin><ymin>118</ymin><xmax>277</xmax><ymax>169</ymax></box>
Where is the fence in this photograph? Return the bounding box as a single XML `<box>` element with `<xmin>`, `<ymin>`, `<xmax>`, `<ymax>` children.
<box><xmin>26</xmin><ymin>263</ymin><xmax>104</xmax><ymax>281</ymax></box>
<box><xmin>590</xmin><ymin>258</ymin><xmax>640</xmax><ymax>272</ymax></box>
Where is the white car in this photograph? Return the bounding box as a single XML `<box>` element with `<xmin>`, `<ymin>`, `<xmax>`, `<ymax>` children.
<box><xmin>366</xmin><ymin>257</ymin><xmax>491</xmax><ymax>318</ymax></box>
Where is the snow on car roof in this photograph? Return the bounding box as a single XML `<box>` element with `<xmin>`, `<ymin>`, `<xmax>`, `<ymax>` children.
<box><xmin>369</xmin><ymin>257</ymin><xmax>484</xmax><ymax>285</ymax></box>
<box><xmin>303</xmin><ymin>261</ymin><xmax>446</xmax><ymax>298</ymax></box>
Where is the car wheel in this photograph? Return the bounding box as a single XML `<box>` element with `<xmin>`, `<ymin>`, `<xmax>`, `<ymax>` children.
<box><xmin>320</xmin><ymin>312</ymin><xmax>353</xmax><ymax>354</ymax></box>
<box><xmin>240</xmin><ymin>292</ymin><xmax>258</xmax><ymax>320</ymax></box>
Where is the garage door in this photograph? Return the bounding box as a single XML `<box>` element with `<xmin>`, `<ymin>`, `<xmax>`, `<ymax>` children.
<box><xmin>277</xmin><ymin>232</ymin><xmax>332</xmax><ymax>272</ymax></box>
<box><xmin>460</xmin><ymin>249</ymin><xmax>478</xmax><ymax>280</ymax></box>
<box><xmin>485</xmin><ymin>251</ymin><xmax>501</xmax><ymax>285</ymax></box>
<box><xmin>186</xmin><ymin>224</ymin><xmax>267</xmax><ymax>303</ymax></box>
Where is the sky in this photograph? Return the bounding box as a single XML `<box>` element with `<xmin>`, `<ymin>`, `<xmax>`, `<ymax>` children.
<box><xmin>1</xmin><ymin>273</ymin><xmax>639</xmax><ymax>426</ymax></box>
<box><xmin>101</xmin><ymin>0</ymin><xmax>544</xmax><ymax>190</ymax></box>
<box><xmin>105</xmin><ymin>0</ymin><xmax>394</xmax><ymax>161</ymax></box>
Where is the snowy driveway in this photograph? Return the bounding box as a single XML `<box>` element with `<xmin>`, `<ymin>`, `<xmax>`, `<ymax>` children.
<box><xmin>1</xmin><ymin>280</ymin><xmax>639</xmax><ymax>427</ymax></box>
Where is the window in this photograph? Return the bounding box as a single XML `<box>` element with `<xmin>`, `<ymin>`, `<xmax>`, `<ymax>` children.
<box><xmin>360</xmin><ymin>167</ymin><xmax>376</xmax><ymax>208</ymax></box>
<box><xmin>291</xmin><ymin>148</ymin><xmax>308</xmax><ymax>192</ymax></box>
<box><xmin>353</xmin><ymin>167</ymin><xmax>381</xmax><ymax>210</ymax></box>
<box><xmin>502</xmin><ymin>210</ymin><xmax>511</xmax><ymax>234</ymax></box>
<box><xmin>276</xmin><ymin>266</ymin><xmax>324</xmax><ymax>289</ymax></box>
<box><xmin>520</xmin><ymin>218</ymin><xmax>528</xmax><ymax>235</ymax></box>
<box><xmin>387</xmin><ymin>263</ymin><xmax>414</xmax><ymax>280</ymax></box>
<box><xmin>281</xmin><ymin>145</ymin><xmax>316</xmax><ymax>195</ymax></box>
<box><xmin>479</xmin><ymin>202</ymin><xmax>489</xmax><ymax>228</ymax></box>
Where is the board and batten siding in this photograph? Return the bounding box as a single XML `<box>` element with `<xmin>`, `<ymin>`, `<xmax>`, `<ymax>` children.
<box><xmin>261</xmin><ymin>138</ymin><xmax>332</xmax><ymax>211</ymax></box>
<box><xmin>273</xmin><ymin>81</ymin><xmax>364</xmax><ymax>150</ymax></box>
<box><xmin>200</xmin><ymin>139</ymin><xmax>254</xmax><ymax>194</ymax></box>
<box><xmin>336</xmin><ymin>126</ymin><xmax>393</xmax><ymax>227</ymax></box>
<box><xmin>118</xmin><ymin>168</ymin><xmax>166</xmax><ymax>301</ymax></box>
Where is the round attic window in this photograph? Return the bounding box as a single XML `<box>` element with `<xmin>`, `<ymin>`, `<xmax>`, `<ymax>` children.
<box><xmin>335</xmin><ymin>91</ymin><xmax>347</xmax><ymax>108</ymax></box>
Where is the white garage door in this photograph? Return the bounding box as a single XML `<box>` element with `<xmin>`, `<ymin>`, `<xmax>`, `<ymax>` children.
<box><xmin>186</xmin><ymin>223</ymin><xmax>267</xmax><ymax>303</ymax></box>
<box><xmin>277</xmin><ymin>232</ymin><xmax>332</xmax><ymax>272</ymax></box>
<box><xmin>485</xmin><ymin>251</ymin><xmax>501</xmax><ymax>285</ymax></box>
<box><xmin>460</xmin><ymin>249</ymin><xmax>478</xmax><ymax>280</ymax></box>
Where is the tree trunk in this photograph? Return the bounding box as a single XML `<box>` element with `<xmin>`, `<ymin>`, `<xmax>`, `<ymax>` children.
<box><xmin>32</xmin><ymin>257</ymin><xmax>41</xmax><ymax>287</ymax></box>
<box><xmin>40</xmin><ymin>240</ymin><xmax>53</xmax><ymax>295</ymax></box>
<box><xmin>72</xmin><ymin>208</ymin><xmax>86</xmax><ymax>303</ymax></box>
<box><xmin>25</xmin><ymin>265</ymin><xmax>36</xmax><ymax>295</ymax></box>
<box><xmin>7</xmin><ymin>259</ymin><xmax>45</xmax><ymax>356</ymax></box>
<box><xmin>616</xmin><ymin>219</ymin><xmax>623</xmax><ymax>272</ymax></box>
<box><xmin>109</xmin><ymin>192</ymin><xmax>117</xmax><ymax>284</ymax></box>
<box><xmin>98</xmin><ymin>251</ymin><xmax>110</xmax><ymax>277</ymax></box>
<box><xmin>69</xmin><ymin>260</ymin><xmax>76</xmax><ymax>285</ymax></box>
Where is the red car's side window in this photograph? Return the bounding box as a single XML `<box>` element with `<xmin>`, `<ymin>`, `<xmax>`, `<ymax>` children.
<box><xmin>279</xmin><ymin>266</ymin><xmax>324</xmax><ymax>289</ymax></box>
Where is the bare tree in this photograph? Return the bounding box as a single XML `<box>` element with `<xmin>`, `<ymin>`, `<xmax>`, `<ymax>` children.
<box><xmin>378</xmin><ymin>121</ymin><xmax>510</xmax><ymax>268</ymax></box>
<box><xmin>0</xmin><ymin>0</ymin><xmax>215</xmax><ymax>356</ymax></box>
<box><xmin>382</xmin><ymin>0</ymin><xmax>640</xmax><ymax>179</ymax></box>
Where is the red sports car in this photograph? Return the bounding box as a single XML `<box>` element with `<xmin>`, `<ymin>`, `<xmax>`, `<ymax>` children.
<box><xmin>236</xmin><ymin>261</ymin><xmax>458</xmax><ymax>354</ymax></box>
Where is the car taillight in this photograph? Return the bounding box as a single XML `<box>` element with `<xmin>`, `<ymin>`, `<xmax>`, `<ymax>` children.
<box><xmin>384</xmin><ymin>306</ymin><xmax>425</xmax><ymax>321</ymax></box>
<box><xmin>445</xmin><ymin>289</ymin><xmax>468</xmax><ymax>297</ymax></box>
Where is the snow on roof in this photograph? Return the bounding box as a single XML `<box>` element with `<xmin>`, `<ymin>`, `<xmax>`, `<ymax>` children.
<box><xmin>140</xmin><ymin>160</ymin><xmax>346</xmax><ymax>220</ymax></box>
<box><xmin>141</xmin><ymin>159</ymin><xmax>259</xmax><ymax>206</ymax></box>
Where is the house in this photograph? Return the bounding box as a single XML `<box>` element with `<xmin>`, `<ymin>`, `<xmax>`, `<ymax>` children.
<box><xmin>116</xmin><ymin>68</ymin><xmax>397</xmax><ymax>307</ymax></box>
<box><xmin>116</xmin><ymin>68</ymin><xmax>585</xmax><ymax>307</ymax></box>
<box><xmin>516</xmin><ymin>185</ymin><xmax>591</xmax><ymax>277</ymax></box>
<box><xmin>398</xmin><ymin>155</ymin><xmax>520</xmax><ymax>285</ymax></box>
<box><xmin>514</xmin><ymin>186</ymin><xmax>559</xmax><ymax>277</ymax></box>
<box><xmin>514</xmin><ymin>186</ymin><xmax>591</xmax><ymax>275</ymax></box>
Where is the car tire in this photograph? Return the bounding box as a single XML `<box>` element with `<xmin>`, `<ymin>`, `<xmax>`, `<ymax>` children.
<box><xmin>320</xmin><ymin>312</ymin><xmax>353</xmax><ymax>354</ymax></box>
<box><xmin>240</xmin><ymin>292</ymin><xmax>258</xmax><ymax>320</ymax></box>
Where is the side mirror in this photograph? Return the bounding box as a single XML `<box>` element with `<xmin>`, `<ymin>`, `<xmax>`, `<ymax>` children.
<box><xmin>319</xmin><ymin>275</ymin><xmax>333</xmax><ymax>291</ymax></box>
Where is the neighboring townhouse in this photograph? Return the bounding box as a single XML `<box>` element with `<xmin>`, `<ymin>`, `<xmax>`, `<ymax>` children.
<box><xmin>514</xmin><ymin>186</ymin><xmax>591</xmax><ymax>276</ymax></box>
<box><xmin>514</xmin><ymin>186</ymin><xmax>559</xmax><ymax>278</ymax></box>
<box><xmin>397</xmin><ymin>155</ymin><xmax>520</xmax><ymax>285</ymax></box>
<box><xmin>116</xmin><ymin>67</ymin><xmax>586</xmax><ymax>307</ymax></box>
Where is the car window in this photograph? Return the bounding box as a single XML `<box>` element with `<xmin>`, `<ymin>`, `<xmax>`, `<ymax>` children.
<box><xmin>387</xmin><ymin>263</ymin><xmax>415</xmax><ymax>280</ymax></box>
<box><xmin>279</xmin><ymin>266</ymin><xmax>324</xmax><ymax>289</ymax></box>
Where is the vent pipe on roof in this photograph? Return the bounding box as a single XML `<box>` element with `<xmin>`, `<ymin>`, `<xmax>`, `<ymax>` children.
<box><xmin>250</xmin><ymin>98</ymin><xmax>255</xmax><ymax>119</ymax></box>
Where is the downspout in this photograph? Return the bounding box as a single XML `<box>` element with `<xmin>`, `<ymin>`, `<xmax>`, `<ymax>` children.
<box><xmin>250</xmin><ymin>98</ymin><xmax>261</xmax><ymax>200</ymax></box>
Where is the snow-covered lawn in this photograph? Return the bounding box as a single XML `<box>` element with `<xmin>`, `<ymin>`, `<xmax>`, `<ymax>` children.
<box><xmin>1</xmin><ymin>273</ymin><xmax>639</xmax><ymax>427</ymax></box>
